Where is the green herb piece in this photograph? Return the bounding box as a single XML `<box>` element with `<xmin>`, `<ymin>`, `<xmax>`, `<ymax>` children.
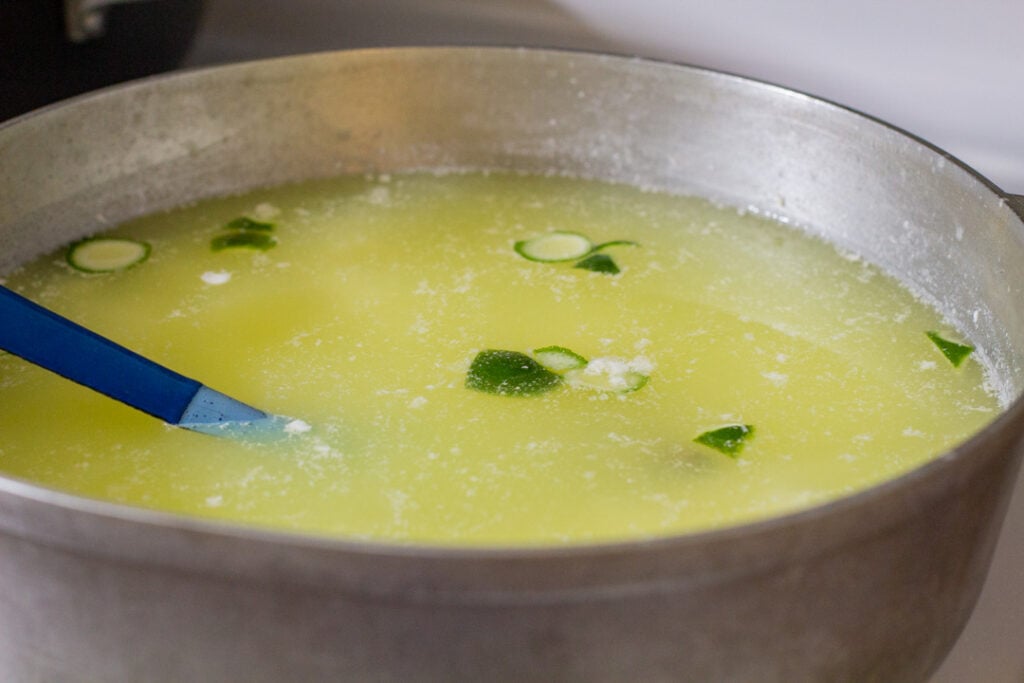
<box><xmin>225</xmin><ymin>216</ymin><xmax>275</xmax><ymax>232</ymax></box>
<box><xmin>593</xmin><ymin>239</ymin><xmax>640</xmax><ymax>251</ymax></box>
<box><xmin>533</xmin><ymin>345</ymin><xmax>588</xmax><ymax>372</ymax></box>
<box><xmin>926</xmin><ymin>331</ymin><xmax>974</xmax><ymax>367</ymax></box>
<box><xmin>465</xmin><ymin>349</ymin><xmax>562</xmax><ymax>396</ymax></box>
<box><xmin>66</xmin><ymin>237</ymin><xmax>151</xmax><ymax>273</ymax></box>
<box><xmin>514</xmin><ymin>231</ymin><xmax>594</xmax><ymax>262</ymax></box>
<box><xmin>211</xmin><ymin>232</ymin><xmax>277</xmax><ymax>252</ymax></box>
<box><xmin>694</xmin><ymin>424</ymin><xmax>754</xmax><ymax>457</ymax></box>
<box><xmin>212</xmin><ymin>215</ymin><xmax>277</xmax><ymax>251</ymax></box>
<box><xmin>574</xmin><ymin>253</ymin><xmax>620</xmax><ymax>275</ymax></box>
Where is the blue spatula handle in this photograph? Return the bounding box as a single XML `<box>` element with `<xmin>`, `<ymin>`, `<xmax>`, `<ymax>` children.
<box><xmin>0</xmin><ymin>284</ymin><xmax>201</xmax><ymax>423</ymax></box>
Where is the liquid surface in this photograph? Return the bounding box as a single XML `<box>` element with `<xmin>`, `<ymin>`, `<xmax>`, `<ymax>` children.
<box><xmin>0</xmin><ymin>173</ymin><xmax>999</xmax><ymax>545</ymax></box>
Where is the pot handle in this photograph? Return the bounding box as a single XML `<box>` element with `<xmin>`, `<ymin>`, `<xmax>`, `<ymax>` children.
<box><xmin>1008</xmin><ymin>194</ymin><xmax>1024</xmax><ymax>221</ymax></box>
<box><xmin>64</xmin><ymin>0</ymin><xmax>157</xmax><ymax>42</ymax></box>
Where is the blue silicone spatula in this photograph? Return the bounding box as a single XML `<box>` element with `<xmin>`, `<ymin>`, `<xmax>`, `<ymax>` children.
<box><xmin>0</xmin><ymin>284</ymin><xmax>285</xmax><ymax>438</ymax></box>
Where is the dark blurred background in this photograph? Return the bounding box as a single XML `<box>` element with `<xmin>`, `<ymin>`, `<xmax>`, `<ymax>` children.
<box><xmin>1</xmin><ymin>0</ymin><xmax>603</xmax><ymax>121</ymax></box>
<box><xmin>2</xmin><ymin>1</ymin><xmax>1022</xmax><ymax>680</ymax></box>
<box><xmin>0</xmin><ymin>0</ymin><xmax>204</xmax><ymax>119</ymax></box>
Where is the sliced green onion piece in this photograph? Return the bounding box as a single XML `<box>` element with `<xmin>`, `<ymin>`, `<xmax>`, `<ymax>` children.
<box><xmin>66</xmin><ymin>237</ymin><xmax>151</xmax><ymax>273</ymax></box>
<box><xmin>533</xmin><ymin>345</ymin><xmax>588</xmax><ymax>372</ymax></box>
<box><xmin>465</xmin><ymin>350</ymin><xmax>562</xmax><ymax>397</ymax></box>
<box><xmin>211</xmin><ymin>232</ymin><xmax>277</xmax><ymax>252</ymax></box>
<box><xmin>694</xmin><ymin>424</ymin><xmax>754</xmax><ymax>457</ymax></box>
<box><xmin>574</xmin><ymin>253</ymin><xmax>620</xmax><ymax>275</ymax></box>
<box><xmin>514</xmin><ymin>231</ymin><xmax>593</xmax><ymax>262</ymax></box>
<box><xmin>593</xmin><ymin>239</ymin><xmax>640</xmax><ymax>251</ymax></box>
<box><xmin>225</xmin><ymin>216</ymin><xmax>275</xmax><ymax>232</ymax></box>
<box><xmin>926</xmin><ymin>331</ymin><xmax>974</xmax><ymax>367</ymax></box>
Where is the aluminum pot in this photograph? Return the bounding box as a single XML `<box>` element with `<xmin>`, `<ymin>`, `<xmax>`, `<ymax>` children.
<box><xmin>1</xmin><ymin>47</ymin><xmax>1023</xmax><ymax>682</ymax></box>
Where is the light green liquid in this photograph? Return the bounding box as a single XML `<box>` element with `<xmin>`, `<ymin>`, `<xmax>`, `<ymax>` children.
<box><xmin>0</xmin><ymin>173</ymin><xmax>998</xmax><ymax>545</ymax></box>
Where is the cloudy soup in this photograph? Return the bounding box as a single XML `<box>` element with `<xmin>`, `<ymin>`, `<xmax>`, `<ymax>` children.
<box><xmin>0</xmin><ymin>172</ymin><xmax>998</xmax><ymax>545</ymax></box>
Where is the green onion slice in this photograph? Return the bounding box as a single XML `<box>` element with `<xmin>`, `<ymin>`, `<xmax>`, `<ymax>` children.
<box><xmin>66</xmin><ymin>237</ymin><xmax>151</xmax><ymax>273</ymax></box>
<box><xmin>465</xmin><ymin>350</ymin><xmax>562</xmax><ymax>396</ymax></box>
<box><xmin>926</xmin><ymin>331</ymin><xmax>974</xmax><ymax>367</ymax></box>
<box><xmin>533</xmin><ymin>345</ymin><xmax>588</xmax><ymax>372</ymax></box>
<box><xmin>514</xmin><ymin>231</ymin><xmax>594</xmax><ymax>262</ymax></box>
<box><xmin>694</xmin><ymin>424</ymin><xmax>754</xmax><ymax>457</ymax></box>
<box><xmin>225</xmin><ymin>217</ymin><xmax>275</xmax><ymax>232</ymax></box>
<box><xmin>211</xmin><ymin>232</ymin><xmax>277</xmax><ymax>252</ymax></box>
<box><xmin>593</xmin><ymin>239</ymin><xmax>640</xmax><ymax>251</ymax></box>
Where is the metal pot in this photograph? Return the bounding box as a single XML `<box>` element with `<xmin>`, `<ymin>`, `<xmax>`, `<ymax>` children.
<box><xmin>1</xmin><ymin>48</ymin><xmax>1022</xmax><ymax>682</ymax></box>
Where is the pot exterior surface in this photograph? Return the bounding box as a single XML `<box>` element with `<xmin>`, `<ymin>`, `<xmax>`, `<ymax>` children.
<box><xmin>0</xmin><ymin>439</ymin><xmax>1020</xmax><ymax>683</ymax></box>
<box><xmin>1</xmin><ymin>48</ymin><xmax>1024</xmax><ymax>681</ymax></box>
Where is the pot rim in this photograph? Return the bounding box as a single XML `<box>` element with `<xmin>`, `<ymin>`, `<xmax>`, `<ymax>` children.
<box><xmin>1</xmin><ymin>45</ymin><xmax>1023</xmax><ymax>568</ymax></box>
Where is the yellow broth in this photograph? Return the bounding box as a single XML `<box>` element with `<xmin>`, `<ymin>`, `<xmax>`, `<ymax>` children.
<box><xmin>0</xmin><ymin>172</ymin><xmax>998</xmax><ymax>544</ymax></box>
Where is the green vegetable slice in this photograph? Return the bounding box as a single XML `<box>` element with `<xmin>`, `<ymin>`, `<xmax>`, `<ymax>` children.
<box><xmin>211</xmin><ymin>232</ymin><xmax>277</xmax><ymax>252</ymax></box>
<box><xmin>225</xmin><ymin>216</ymin><xmax>275</xmax><ymax>232</ymax></box>
<box><xmin>564</xmin><ymin>366</ymin><xmax>649</xmax><ymax>393</ymax></box>
<box><xmin>466</xmin><ymin>349</ymin><xmax>562</xmax><ymax>396</ymax></box>
<box><xmin>694</xmin><ymin>424</ymin><xmax>754</xmax><ymax>457</ymax></box>
<box><xmin>593</xmin><ymin>239</ymin><xmax>640</xmax><ymax>251</ymax></box>
<box><xmin>66</xmin><ymin>237</ymin><xmax>151</xmax><ymax>273</ymax></box>
<box><xmin>926</xmin><ymin>331</ymin><xmax>974</xmax><ymax>367</ymax></box>
<box><xmin>574</xmin><ymin>253</ymin><xmax>620</xmax><ymax>275</ymax></box>
<box><xmin>514</xmin><ymin>231</ymin><xmax>593</xmax><ymax>262</ymax></box>
<box><xmin>533</xmin><ymin>345</ymin><xmax>588</xmax><ymax>372</ymax></box>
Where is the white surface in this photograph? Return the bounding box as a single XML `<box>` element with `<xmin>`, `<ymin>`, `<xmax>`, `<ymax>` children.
<box><xmin>553</xmin><ymin>0</ymin><xmax>1024</xmax><ymax>193</ymax></box>
<box><xmin>188</xmin><ymin>0</ymin><xmax>1024</xmax><ymax>193</ymax></box>
<box><xmin>185</xmin><ymin>2</ymin><xmax>1024</xmax><ymax>680</ymax></box>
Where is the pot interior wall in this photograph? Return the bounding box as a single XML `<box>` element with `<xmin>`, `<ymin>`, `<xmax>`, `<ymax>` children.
<box><xmin>2</xmin><ymin>47</ymin><xmax>1023</xmax><ymax>401</ymax></box>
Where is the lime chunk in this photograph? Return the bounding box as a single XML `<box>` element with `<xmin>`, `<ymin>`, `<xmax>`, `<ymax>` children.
<box><xmin>465</xmin><ymin>350</ymin><xmax>562</xmax><ymax>396</ymax></box>
<box><xmin>926</xmin><ymin>331</ymin><xmax>974</xmax><ymax>367</ymax></box>
<box><xmin>66</xmin><ymin>238</ymin><xmax>151</xmax><ymax>273</ymax></box>
<box><xmin>694</xmin><ymin>424</ymin><xmax>754</xmax><ymax>457</ymax></box>
<box><xmin>574</xmin><ymin>253</ymin><xmax>620</xmax><ymax>275</ymax></box>
<box><xmin>514</xmin><ymin>231</ymin><xmax>593</xmax><ymax>262</ymax></box>
<box><xmin>533</xmin><ymin>345</ymin><xmax>588</xmax><ymax>372</ymax></box>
